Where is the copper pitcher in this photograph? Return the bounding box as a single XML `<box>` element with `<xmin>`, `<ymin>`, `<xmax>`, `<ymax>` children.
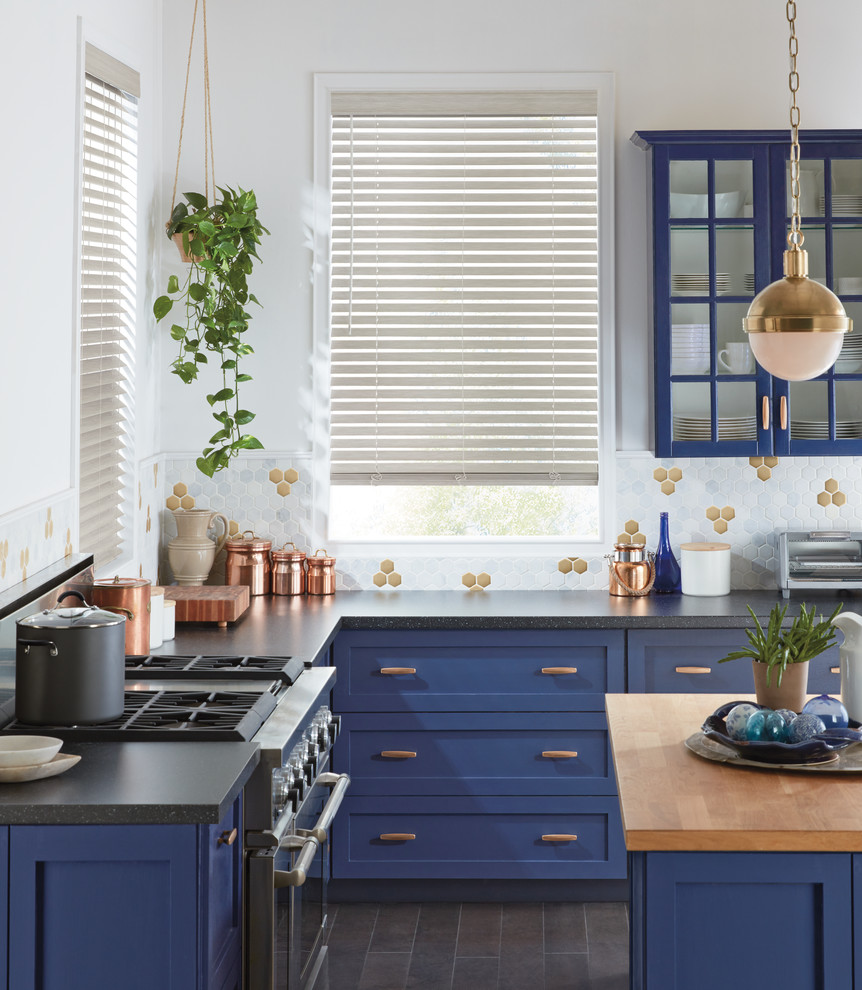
<box><xmin>605</xmin><ymin>543</ymin><xmax>655</xmax><ymax>597</ymax></box>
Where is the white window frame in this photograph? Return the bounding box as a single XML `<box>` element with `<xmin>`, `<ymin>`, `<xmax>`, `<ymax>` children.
<box><xmin>311</xmin><ymin>72</ymin><xmax>615</xmax><ymax>556</ymax></box>
<box><xmin>73</xmin><ymin>26</ymin><xmax>139</xmax><ymax>574</ymax></box>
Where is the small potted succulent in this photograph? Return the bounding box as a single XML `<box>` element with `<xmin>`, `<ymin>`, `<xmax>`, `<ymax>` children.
<box><xmin>718</xmin><ymin>602</ymin><xmax>843</xmax><ymax>711</ymax></box>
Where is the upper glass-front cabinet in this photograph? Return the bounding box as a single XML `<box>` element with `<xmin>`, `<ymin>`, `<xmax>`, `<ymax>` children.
<box><xmin>634</xmin><ymin>130</ymin><xmax>862</xmax><ymax>457</ymax></box>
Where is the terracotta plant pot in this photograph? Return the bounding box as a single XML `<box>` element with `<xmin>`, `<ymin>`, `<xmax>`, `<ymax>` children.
<box><xmin>752</xmin><ymin>659</ymin><xmax>809</xmax><ymax>712</ymax></box>
<box><xmin>166</xmin><ymin>223</ymin><xmax>203</xmax><ymax>263</ymax></box>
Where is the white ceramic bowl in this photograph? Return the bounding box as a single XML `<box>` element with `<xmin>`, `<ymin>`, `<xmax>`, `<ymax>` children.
<box><xmin>0</xmin><ymin>736</ymin><xmax>63</xmax><ymax>768</ymax></box>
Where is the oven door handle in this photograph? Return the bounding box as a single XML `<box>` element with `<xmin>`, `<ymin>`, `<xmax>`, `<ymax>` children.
<box><xmin>304</xmin><ymin>772</ymin><xmax>351</xmax><ymax>842</ymax></box>
<box><xmin>274</xmin><ymin>833</ymin><xmax>320</xmax><ymax>888</ymax></box>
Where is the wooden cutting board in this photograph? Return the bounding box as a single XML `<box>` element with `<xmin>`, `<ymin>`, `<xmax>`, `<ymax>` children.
<box><xmin>163</xmin><ymin>585</ymin><xmax>250</xmax><ymax>626</ymax></box>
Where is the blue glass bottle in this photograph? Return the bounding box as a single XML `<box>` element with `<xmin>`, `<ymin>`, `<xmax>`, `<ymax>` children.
<box><xmin>653</xmin><ymin>511</ymin><xmax>681</xmax><ymax>593</ymax></box>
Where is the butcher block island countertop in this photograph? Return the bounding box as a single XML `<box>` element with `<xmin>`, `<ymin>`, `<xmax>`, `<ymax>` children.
<box><xmin>605</xmin><ymin>692</ymin><xmax>862</xmax><ymax>852</ymax></box>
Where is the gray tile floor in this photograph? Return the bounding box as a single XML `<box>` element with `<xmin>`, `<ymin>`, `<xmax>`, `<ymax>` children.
<box><xmin>320</xmin><ymin>901</ymin><xmax>629</xmax><ymax>990</ymax></box>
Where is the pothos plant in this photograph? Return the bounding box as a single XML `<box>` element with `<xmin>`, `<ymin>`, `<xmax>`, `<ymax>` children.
<box><xmin>153</xmin><ymin>186</ymin><xmax>269</xmax><ymax>478</ymax></box>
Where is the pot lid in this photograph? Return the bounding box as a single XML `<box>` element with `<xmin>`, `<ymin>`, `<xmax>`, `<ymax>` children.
<box><xmin>17</xmin><ymin>604</ymin><xmax>125</xmax><ymax>630</ymax></box>
<box><xmin>93</xmin><ymin>576</ymin><xmax>150</xmax><ymax>589</ymax></box>
<box><xmin>271</xmin><ymin>542</ymin><xmax>306</xmax><ymax>561</ymax></box>
<box><xmin>307</xmin><ymin>548</ymin><xmax>336</xmax><ymax>565</ymax></box>
<box><xmin>226</xmin><ymin>530</ymin><xmax>272</xmax><ymax>551</ymax></box>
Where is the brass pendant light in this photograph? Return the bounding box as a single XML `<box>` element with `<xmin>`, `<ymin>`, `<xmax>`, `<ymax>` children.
<box><xmin>743</xmin><ymin>0</ymin><xmax>852</xmax><ymax>380</ymax></box>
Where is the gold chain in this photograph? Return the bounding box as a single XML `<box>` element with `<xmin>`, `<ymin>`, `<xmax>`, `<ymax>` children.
<box><xmin>787</xmin><ymin>0</ymin><xmax>803</xmax><ymax>248</ymax></box>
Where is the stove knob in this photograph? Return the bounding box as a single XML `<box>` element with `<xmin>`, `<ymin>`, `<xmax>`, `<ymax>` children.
<box><xmin>303</xmin><ymin>757</ymin><xmax>317</xmax><ymax>784</ymax></box>
<box><xmin>272</xmin><ymin>768</ymin><xmax>290</xmax><ymax>818</ymax></box>
<box><xmin>288</xmin><ymin>758</ymin><xmax>306</xmax><ymax>799</ymax></box>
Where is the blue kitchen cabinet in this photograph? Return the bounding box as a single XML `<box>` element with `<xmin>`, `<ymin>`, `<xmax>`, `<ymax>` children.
<box><xmin>6</xmin><ymin>799</ymin><xmax>241</xmax><ymax>990</ymax></box>
<box><xmin>332</xmin><ymin>629</ymin><xmax>626</xmax><ymax>882</ymax></box>
<box><xmin>633</xmin><ymin>129</ymin><xmax>862</xmax><ymax>457</ymax></box>
<box><xmin>627</xmin><ymin>627</ymin><xmax>840</xmax><ymax>695</ymax></box>
<box><xmin>630</xmin><ymin>851</ymin><xmax>853</xmax><ymax>990</ymax></box>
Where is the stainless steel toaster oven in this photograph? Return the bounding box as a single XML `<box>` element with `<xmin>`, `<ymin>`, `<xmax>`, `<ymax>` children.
<box><xmin>778</xmin><ymin>530</ymin><xmax>862</xmax><ymax>597</ymax></box>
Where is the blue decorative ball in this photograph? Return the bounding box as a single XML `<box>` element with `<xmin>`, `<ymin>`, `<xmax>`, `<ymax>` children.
<box><xmin>775</xmin><ymin>709</ymin><xmax>797</xmax><ymax>726</ymax></box>
<box><xmin>745</xmin><ymin>710</ymin><xmax>768</xmax><ymax>741</ymax></box>
<box><xmin>787</xmin><ymin>713</ymin><xmax>827</xmax><ymax>743</ymax></box>
<box><xmin>726</xmin><ymin>703</ymin><xmax>760</xmax><ymax>740</ymax></box>
<box><xmin>763</xmin><ymin>711</ymin><xmax>788</xmax><ymax>742</ymax></box>
<box><xmin>801</xmin><ymin>694</ymin><xmax>849</xmax><ymax>729</ymax></box>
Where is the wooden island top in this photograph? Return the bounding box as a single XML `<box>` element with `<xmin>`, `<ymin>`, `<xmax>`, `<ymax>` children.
<box><xmin>606</xmin><ymin>693</ymin><xmax>862</xmax><ymax>853</ymax></box>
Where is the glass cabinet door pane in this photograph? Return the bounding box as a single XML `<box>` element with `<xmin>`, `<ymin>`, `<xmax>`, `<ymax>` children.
<box><xmin>669</xmin><ymin>161</ymin><xmax>708</xmax><ymax>218</ymax></box>
<box><xmin>785</xmin><ymin>159</ymin><xmax>824</xmax><ymax>217</ymax></box>
<box><xmin>670</xmin><ymin>228</ymin><xmax>709</xmax><ymax>296</ymax></box>
<box><xmin>671</xmin><ymin>303</ymin><xmax>710</xmax><ymax>375</ymax></box>
<box><xmin>836</xmin><ymin>301</ymin><xmax>862</xmax><ymax>373</ymax></box>
<box><xmin>789</xmin><ymin>380</ymin><xmax>828</xmax><ymax>440</ymax></box>
<box><xmin>715</xmin><ymin>226</ymin><xmax>754</xmax><ymax>295</ymax></box>
<box><xmin>716</xmin><ymin>383</ymin><xmax>757</xmax><ymax>440</ymax></box>
<box><xmin>835</xmin><ymin>381</ymin><xmax>862</xmax><ymax>439</ymax></box>
<box><xmin>715</xmin><ymin>161</ymin><xmax>751</xmax><ymax>218</ymax></box>
<box><xmin>833</xmin><ymin>226</ymin><xmax>862</xmax><ymax>292</ymax></box>
<box><xmin>716</xmin><ymin>303</ymin><xmax>754</xmax><ymax>374</ymax></box>
<box><xmin>672</xmin><ymin>382</ymin><xmax>711</xmax><ymax>441</ymax></box>
<box><xmin>830</xmin><ymin>161</ymin><xmax>862</xmax><ymax>215</ymax></box>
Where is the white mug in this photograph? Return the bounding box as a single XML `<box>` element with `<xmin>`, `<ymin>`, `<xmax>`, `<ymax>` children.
<box><xmin>718</xmin><ymin>342</ymin><xmax>754</xmax><ymax>374</ymax></box>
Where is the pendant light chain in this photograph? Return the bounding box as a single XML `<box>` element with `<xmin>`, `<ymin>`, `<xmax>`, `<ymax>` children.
<box><xmin>787</xmin><ymin>0</ymin><xmax>803</xmax><ymax>248</ymax></box>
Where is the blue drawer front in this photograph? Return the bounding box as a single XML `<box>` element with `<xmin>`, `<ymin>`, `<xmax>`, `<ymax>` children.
<box><xmin>334</xmin><ymin>630</ymin><xmax>625</xmax><ymax>712</ymax></box>
<box><xmin>337</xmin><ymin>712</ymin><xmax>615</xmax><ymax>796</ymax></box>
<box><xmin>333</xmin><ymin>795</ymin><xmax>626</xmax><ymax>880</ymax></box>
<box><xmin>627</xmin><ymin>629</ymin><xmax>840</xmax><ymax>695</ymax></box>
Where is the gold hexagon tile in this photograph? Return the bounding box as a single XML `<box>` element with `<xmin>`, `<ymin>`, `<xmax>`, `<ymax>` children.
<box><xmin>668</xmin><ymin>467</ymin><xmax>683</xmax><ymax>483</ymax></box>
<box><xmin>624</xmin><ymin>520</ymin><xmax>640</xmax><ymax>536</ymax></box>
<box><xmin>572</xmin><ymin>558</ymin><xmax>588</xmax><ymax>575</ymax></box>
<box><xmin>285</xmin><ymin>468</ymin><xmax>299</xmax><ymax>484</ymax></box>
<box><xmin>166</xmin><ymin>494</ymin><xmax>181</xmax><ymax>510</ymax></box>
<box><xmin>138</xmin><ymin>483</ymin><xmax>142</xmax><ymax>510</ymax></box>
<box><xmin>714</xmin><ymin>519</ymin><xmax>728</xmax><ymax>534</ymax></box>
<box><xmin>817</xmin><ymin>491</ymin><xmax>831</xmax><ymax>507</ymax></box>
<box><xmin>179</xmin><ymin>494</ymin><xmax>195</xmax><ymax>510</ymax></box>
<box><xmin>749</xmin><ymin>457</ymin><xmax>764</xmax><ymax>468</ymax></box>
<box><xmin>558</xmin><ymin>558</ymin><xmax>573</xmax><ymax>574</ymax></box>
<box><xmin>153</xmin><ymin>463</ymin><xmax>159</xmax><ymax>486</ymax></box>
<box><xmin>706</xmin><ymin>506</ymin><xmax>721</xmax><ymax>521</ymax></box>
<box><xmin>720</xmin><ymin>506</ymin><xmax>735</xmax><ymax>521</ymax></box>
<box><xmin>388</xmin><ymin>573</ymin><xmax>402</xmax><ymax>587</ymax></box>
<box><xmin>476</xmin><ymin>572</ymin><xmax>491</xmax><ymax>589</ymax></box>
<box><xmin>825</xmin><ymin>478</ymin><xmax>839</xmax><ymax>494</ymax></box>
<box><xmin>228</xmin><ymin>520</ymin><xmax>241</xmax><ymax>536</ymax></box>
<box><xmin>146</xmin><ymin>505</ymin><xmax>152</xmax><ymax>533</ymax></box>
<box><xmin>64</xmin><ymin>529</ymin><xmax>73</xmax><ymax>558</ymax></box>
<box><xmin>834</xmin><ymin>491</ymin><xmax>848</xmax><ymax>507</ymax></box>
<box><xmin>44</xmin><ymin>508</ymin><xmax>53</xmax><ymax>540</ymax></box>
<box><xmin>269</xmin><ymin>468</ymin><xmax>284</xmax><ymax>485</ymax></box>
<box><xmin>653</xmin><ymin>468</ymin><xmax>668</xmax><ymax>482</ymax></box>
<box><xmin>756</xmin><ymin>465</ymin><xmax>771</xmax><ymax>481</ymax></box>
<box><xmin>373</xmin><ymin>572</ymin><xmax>386</xmax><ymax>587</ymax></box>
<box><xmin>660</xmin><ymin>480</ymin><xmax>675</xmax><ymax>495</ymax></box>
<box><xmin>462</xmin><ymin>572</ymin><xmax>477</xmax><ymax>589</ymax></box>
<box><xmin>173</xmin><ymin>482</ymin><xmax>188</xmax><ymax>498</ymax></box>
<box><xmin>276</xmin><ymin>481</ymin><xmax>291</xmax><ymax>497</ymax></box>
<box><xmin>380</xmin><ymin>559</ymin><xmax>395</xmax><ymax>575</ymax></box>
<box><xmin>764</xmin><ymin>456</ymin><xmax>779</xmax><ymax>468</ymax></box>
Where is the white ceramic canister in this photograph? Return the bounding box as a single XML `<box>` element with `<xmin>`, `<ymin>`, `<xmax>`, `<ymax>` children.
<box><xmin>163</xmin><ymin>599</ymin><xmax>176</xmax><ymax>641</ymax></box>
<box><xmin>680</xmin><ymin>542</ymin><xmax>731</xmax><ymax>596</ymax></box>
<box><xmin>149</xmin><ymin>586</ymin><xmax>164</xmax><ymax>650</ymax></box>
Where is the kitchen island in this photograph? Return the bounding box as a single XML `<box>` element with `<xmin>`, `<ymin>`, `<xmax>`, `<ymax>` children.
<box><xmin>606</xmin><ymin>693</ymin><xmax>862</xmax><ymax>990</ymax></box>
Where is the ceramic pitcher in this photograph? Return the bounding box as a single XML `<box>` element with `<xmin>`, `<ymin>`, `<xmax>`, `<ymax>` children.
<box><xmin>167</xmin><ymin>508</ymin><xmax>230</xmax><ymax>586</ymax></box>
<box><xmin>831</xmin><ymin>611</ymin><xmax>862</xmax><ymax>723</ymax></box>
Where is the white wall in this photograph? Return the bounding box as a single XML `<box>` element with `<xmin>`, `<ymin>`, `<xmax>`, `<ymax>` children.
<box><xmin>158</xmin><ymin>0</ymin><xmax>862</xmax><ymax>457</ymax></box>
<box><xmin>0</xmin><ymin>0</ymin><xmax>160</xmax><ymax>561</ymax></box>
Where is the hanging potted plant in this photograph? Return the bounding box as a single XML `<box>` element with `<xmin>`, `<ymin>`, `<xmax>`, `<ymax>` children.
<box><xmin>153</xmin><ymin>0</ymin><xmax>269</xmax><ymax>478</ymax></box>
<box><xmin>717</xmin><ymin>602</ymin><xmax>842</xmax><ymax>711</ymax></box>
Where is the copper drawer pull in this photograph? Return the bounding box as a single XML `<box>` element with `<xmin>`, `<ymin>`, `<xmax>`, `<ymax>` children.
<box><xmin>379</xmin><ymin>833</ymin><xmax>416</xmax><ymax>841</ymax></box>
<box><xmin>379</xmin><ymin>667</ymin><xmax>416</xmax><ymax>675</ymax></box>
<box><xmin>780</xmin><ymin>395</ymin><xmax>788</xmax><ymax>431</ymax></box>
<box><xmin>675</xmin><ymin>666</ymin><xmax>711</xmax><ymax>674</ymax></box>
<box><xmin>542</xmin><ymin>751</ymin><xmax>579</xmax><ymax>759</ymax></box>
<box><xmin>762</xmin><ymin>395</ymin><xmax>770</xmax><ymax>430</ymax></box>
<box><xmin>542</xmin><ymin>834</ymin><xmax>578</xmax><ymax>842</ymax></box>
<box><xmin>218</xmin><ymin>828</ymin><xmax>238</xmax><ymax>847</ymax></box>
<box><xmin>541</xmin><ymin>666</ymin><xmax>578</xmax><ymax>675</ymax></box>
<box><xmin>380</xmin><ymin>751</ymin><xmax>417</xmax><ymax>759</ymax></box>
<box><xmin>831</xmin><ymin>666</ymin><xmax>840</xmax><ymax>675</ymax></box>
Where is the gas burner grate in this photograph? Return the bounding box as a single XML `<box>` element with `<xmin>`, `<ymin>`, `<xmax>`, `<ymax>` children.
<box><xmin>125</xmin><ymin>654</ymin><xmax>305</xmax><ymax>684</ymax></box>
<box><xmin>3</xmin><ymin>688</ymin><xmax>278</xmax><ymax>741</ymax></box>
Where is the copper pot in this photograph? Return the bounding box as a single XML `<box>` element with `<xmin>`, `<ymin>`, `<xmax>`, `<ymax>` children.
<box><xmin>271</xmin><ymin>543</ymin><xmax>306</xmax><ymax>596</ymax></box>
<box><xmin>225</xmin><ymin>531</ymin><xmax>272</xmax><ymax>596</ymax></box>
<box><xmin>605</xmin><ymin>543</ymin><xmax>655</xmax><ymax>597</ymax></box>
<box><xmin>306</xmin><ymin>549</ymin><xmax>336</xmax><ymax>596</ymax></box>
<box><xmin>85</xmin><ymin>576</ymin><xmax>151</xmax><ymax>656</ymax></box>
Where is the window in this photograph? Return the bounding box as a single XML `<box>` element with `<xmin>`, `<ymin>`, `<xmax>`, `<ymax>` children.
<box><xmin>78</xmin><ymin>45</ymin><xmax>138</xmax><ymax>568</ymax></box>
<box><xmin>318</xmin><ymin>78</ymin><xmax>614</xmax><ymax>543</ymax></box>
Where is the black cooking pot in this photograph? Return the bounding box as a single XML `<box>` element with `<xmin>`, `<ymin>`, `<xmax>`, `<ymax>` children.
<box><xmin>15</xmin><ymin>591</ymin><xmax>126</xmax><ymax>725</ymax></box>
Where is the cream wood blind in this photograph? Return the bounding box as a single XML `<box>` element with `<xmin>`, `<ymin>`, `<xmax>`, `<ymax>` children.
<box><xmin>79</xmin><ymin>54</ymin><xmax>138</xmax><ymax>567</ymax></box>
<box><xmin>329</xmin><ymin>94</ymin><xmax>600</xmax><ymax>486</ymax></box>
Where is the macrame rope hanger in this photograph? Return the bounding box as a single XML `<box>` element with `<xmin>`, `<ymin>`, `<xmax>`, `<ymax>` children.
<box><xmin>170</xmin><ymin>0</ymin><xmax>216</xmax><ymax>214</ymax></box>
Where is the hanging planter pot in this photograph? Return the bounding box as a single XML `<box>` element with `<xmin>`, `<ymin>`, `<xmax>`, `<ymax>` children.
<box><xmin>166</xmin><ymin>223</ymin><xmax>203</xmax><ymax>263</ymax></box>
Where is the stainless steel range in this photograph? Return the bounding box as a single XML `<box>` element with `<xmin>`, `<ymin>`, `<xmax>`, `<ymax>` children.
<box><xmin>0</xmin><ymin>568</ymin><xmax>348</xmax><ymax>990</ymax></box>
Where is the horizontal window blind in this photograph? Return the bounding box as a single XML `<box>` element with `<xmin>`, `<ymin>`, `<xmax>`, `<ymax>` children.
<box><xmin>79</xmin><ymin>51</ymin><xmax>138</xmax><ymax>567</ymax></box>
<box><xmin>330</xmin><ymin>92</ymin><xmax>600</xmax><ymax>486</ymax></box>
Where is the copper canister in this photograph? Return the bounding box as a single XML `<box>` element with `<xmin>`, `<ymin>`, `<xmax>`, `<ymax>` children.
<box><xmin>225</xmin><ymin>531</ymin><xmax>272</xmax><ymax>596</ymax></box>
<box><xmin>271</xmin><ymin>543</ymin><xmax>307</xmax><ymax>596</ymax></box>
<box><xmin>306</xmin><ymin>549</ymin><xmax>336</xmax><ymax>596</ymax></box>
<box><xmin>87</xmin><ymin>576</ymin><xmax>152</xmax><ymax>656</ymax></box>
<box><xmin>605</xmin><ymin>543</ymin><xmax>655</xmax><ymax>597</ymax></box>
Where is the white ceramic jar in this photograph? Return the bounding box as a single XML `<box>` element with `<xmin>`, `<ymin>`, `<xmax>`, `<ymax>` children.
<box><xmin>149</xmin><ymin>586</ymin><xmax>164</xmax><ymax>650</ymax></box>
<box><xmin>162</xmin><ymin>599</ymin><xmax>176</xmax><ymax>641</ymax></box>
<box><xmin>680</xmin><ymin>542</ymin><xmax>731</xmax><ymax>596</ymax></box>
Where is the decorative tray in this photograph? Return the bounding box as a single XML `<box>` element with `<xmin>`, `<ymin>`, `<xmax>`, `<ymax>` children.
<box><xmin>689</xmin><ymin>700</ymin><xmax>862</xmax><ymax>772</ymax></box>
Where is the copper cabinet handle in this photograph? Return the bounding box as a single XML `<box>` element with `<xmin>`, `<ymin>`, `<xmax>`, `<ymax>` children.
<box><xmin>541</xmin><ymin>667</ymin><xmax>578</xmax><ymax>675</ymax></box>
<box><xmin>541</xmin><ymin>834</ymin><xmax>578</xmax><ymax>842</ymax></box>
<box><xmin>831</xmin><ymin>666</ymin><xmax>840</xmax><ymax>675</ymax></box>
<box><xmin>379</xmin><ymin>833</ymin><xmax>416</xmax><ymax>841</ymax></box>
<box><xmin>762</xmin><ymin>395</ymin><xmax>770</xmax><ymax>431</ymax></box>
<box><xmin>675</xmin><ymin>666</ymin><xmax>711</xmax><ymax>674</ymax></box>
<box><xmin>780</xmin><ymin>394</ymin><xmax>788</xmax><ymax>430</ymax></box>
<box><xmin>542</xmin><ymin>751</ymin><xmax>579</xmax><ymax>759</ymax></box>
<box><xmin>218</xmin><ymin>828</ymin><xmax>238</xmax><ymax>847</ymax></box>
<box><xmin>380</xmin><ymin>751</ymin><xmax>417</xmax><ymax>759</ymax></box>
<box><xmin>379</xmin><ymin>667</ymin><xmax>416</xmax><ymax>675</ymax></box>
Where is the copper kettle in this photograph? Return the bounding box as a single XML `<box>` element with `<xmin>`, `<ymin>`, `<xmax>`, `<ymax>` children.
<box><xmin>605</xmin><ymin>543</ymin><xmax>655</xmax><ymax>597</ymax></box>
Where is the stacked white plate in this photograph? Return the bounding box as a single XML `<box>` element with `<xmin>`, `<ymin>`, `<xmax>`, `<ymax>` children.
<box><xmin>836</xmin><ymin>334</ymin><xmax>862</xmax><ymax>373</ymax></box>
<box><xmin>821</xmin><ymin>194</ymin><xmax>862</xmax><ymax>216</ymax></box>
<box><xmin>671</xmin><ymin>273</ymin><xmax>730</xmax><ymax>296</ymax></box>
<box><xmin>673</xmin><ymin>415</ymin><xmax>757</xmax><ymax>440</ymax></box>
<box><xmin>672</xmin><ymin>323</ymin><xmax>710</xmax><ymax>374</ymax></box>
<box><xmin>743</xmin><ymin>273</ymin><xmax>755</xmax><ymax>294</ymax></box>
<box><xmin>792</xmin><ymin>419</ymin><xmax>862</xmax><ymax>439</ymax></box>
